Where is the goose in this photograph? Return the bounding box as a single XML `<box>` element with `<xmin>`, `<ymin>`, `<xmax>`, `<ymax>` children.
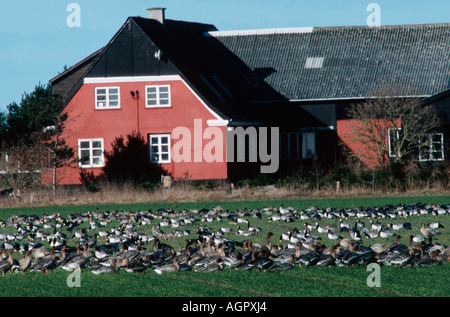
<box><xmin>154</xmin><ymin>256</ymin><xmax>180</xmax><ymax>275</ymax></box>
<box><xmin>0</xmin><ymin>250</ymin><xmax>15</xmax><ymax>276</ymax></box>
<box><xmin>280</xmin><ymin>231</ymin><xmax>291</xmax><ymax>242</ymax></box>
<box><xmin>267</xmin><ymin>255</ymin><xmax>294</xmax><ymax>272</ymax></box>
<box><xmin>91</xmin><ymin>258</ymin><xmax>118</xmax><ymax>274</ymax></box>
<box><xmin>420</xmin><ymin>223</ymin><xmax>441</xmax><ymax>241</ymax></box>
<box><xmin>379</xmin><ymin>228</ymin><xmax>395</xmax><ymax>239</ymax></box>
<box><xmin>98</xmin><ymin>230</ymin><xmax>109</xmax><ymax>238</ymax></box>
<box><xmin>339</xmin><ymin>221</ymin><xmax>352</xmax><ymax>232</ymax></box>
<box><xmin>193</xmin><ymin>246</ymin><xmax>223</xmax><ymax>269</ymax></box>
<box><xmin>233</xmin><ymin>251</ymin><xmax>257</xmax><ymax>271</ymax></box>
<box><xmin>359</xmin><ymin>227</ymin><xmax>379</xmax><ymax>239</ymax></box>
<box><xmin>327</xmin><ymin>230</ymin><xmax>342</xmax><ymax>240</ymax></box>
<box><xmin>296</xmin><ymin>245</ymin><xmax>321</xmax><ymax>267</ymax></box>
<box><xmin>30</xmin><ymin>247</ymin><xmax>57</xmax><ymax>273</ymax></box>
<box><xmin>271</xmin><ymin>245</ymin><xmax>296</xmax><ymax>263</ymax></box>
<box><xmin>194</xmin><ymin>258</ymin><xmax>224</xmax><ymax>273</ymax></box>
<box><xmin>304</xmin><ymin>222</ymin><xmax>318</xmax><ymax>232</ymax></box>
<box><xmin>60</xmin><ymin>245</ymin><xmax>89</xmax><ymax>271</ymax></box>
<box><xmin>187</xmin><ymin>241</ymin><xmax>206</xmax><ymax>266</ymax></box>
<box><xmin>31</xmin><ymin>246</ymin><xmax>51</xmax><ymax>261</ymax></box>
<box><xmin>123</xmin><ymin>258</ymin><xmax>147</xmax><ymax>273</ymax></box>
<box><xmin>412</xmin><ymin>235</ymin><xmax>426</xmax><ymax>244</ymax></box>
<box><xmin>349</xmin><ymin>230</ymin><xmax>362</xmax><ymax>242</ymax></box>
<box><xmin>236</xmin><ymin>226</ymin><xmax>257</xmax><ymax>237</ymax></box>
<box><xmin>262</xmin><ymin>232</ymin><xmax>274</xmax><ymax>252</ymax></box>
<box><xmin>371</xmin><ymin>221</ymin><xmax>383</xmax><ymax>232</ymax></box>
<box><xmin>316</xmin><ymin>223</ymin><xmax>327</xmax><ymax>234</ymax></box>
<box><xmin>387</xmin><ymin>249</ymin><xmax>415</xmax><ymax>267</ymax></box>
<box><xmin>413</xmin><ymin>243</ymin><xmax>442</xmax><ymax>267</ymax></box>
<box><xmin>269</xmin><ymin>213</ymin><xmax>282</xmax><ymax>222</ymax></box>
<box><xmin>243</xmin><ymin>249</ymin><xmax>273</xmax><ymax>272</ymax></box>
<box><xmin>152</xmin><ymin>224</ymin><xmax>164</xmax><ymax>238</ymax></box>
<box><xmin>17</xmin><ymin>250</ymin><xmax>32</xmax><ymax>273</ymax></box>
<box><xmin>385</xmin><ymin>235</ymin><xmax>410</xmax><ymax>253</ymax></box>
<box><xmin>389</xmin><ymin>223</ymin><xmax>404</xmax><ymax>231</ymax></box>
<box><xmin>247</xmin><ymin>221</ymin><xmax>261</xmax><ymax>233</ymax></box>
<box><xmin>224</xmin><ymin>250</ymin><xmax>245</xmax><ymax>269</ymax></box>
<box><xmin>220</xmin><ymin>227</ymin><xmax>232</xmax><ymax>234</ymax></box>
<box><xmin>177</xmin><ymin>256</ymin><xmax>193</xmax><ymax>272</ymax></box>
<box><xmin>316</xmin><ymin>245</ymin><xmax>338</xmax><ymax>267</ymax></box>
<box><xmin>335</xmin><ymin>241</ymin><xmax>361</xmax><ymax>267</ymax></box>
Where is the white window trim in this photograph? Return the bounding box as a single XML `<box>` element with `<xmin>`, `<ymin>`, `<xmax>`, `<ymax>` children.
<box><xmin>145</xmin><ymin>85</ymin><xmax>171</xmax><ymax>108</ymax></box>
<box><xmin>95</xmin><ymin>87</ymin><xmax>120</xmax><ymax>109</ymax></box>
<box><xmin>149</xmin><ymin>134</ymin><xmax>171</xmax><ymax>164</ymax></box>
<box><xmin>419</xmin><ymin>133</ymin><xmax>445</xmax><ymax>162</ymax></box>
<box><xmin>78</xmin><ymin>138</ymin><xmax>104</xmax><ymax>168</ymax></box>
<box><xmin>388</xmin><ymin>128</ymin><xmax>401</xmax><ymax>158</ymax></box>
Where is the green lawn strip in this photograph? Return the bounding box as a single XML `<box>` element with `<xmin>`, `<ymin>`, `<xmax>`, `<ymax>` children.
<box><xmin>1</xmin><ymin>194</ymin><xmax>449</xmax><ymax>217</ymax></box>
<box><xmin>0</xmin><ymin>195</ymin><xmax>449</xmax><ymax>297</ymax></box>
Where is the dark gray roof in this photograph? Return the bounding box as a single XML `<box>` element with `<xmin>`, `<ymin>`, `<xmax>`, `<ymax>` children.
<box><xmin>206</xmin><ymin>23</ymin><xmax>450</xmax><ymax>102</ymax></box>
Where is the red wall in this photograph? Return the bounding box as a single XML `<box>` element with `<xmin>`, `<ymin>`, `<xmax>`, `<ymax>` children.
<box><xmin>51</xmin><ymin>78</ymin><xmax>228</xmax><ymax>185</ymax></box>
<box><xmin>337</xmin><ymin>118</ymin><xmax>400</xmax><ymax>169</ymax></box>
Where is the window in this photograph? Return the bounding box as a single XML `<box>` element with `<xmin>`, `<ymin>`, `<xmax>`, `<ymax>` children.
<box><xmin>79</xmin><ymin>139</ymin><xmax>104</xmax><ymax>167</ymax></box>
<box><xmin>280</xmin><ymin>132</ymin><xmax>316</xmax><ymax>160</ymax></box>
<box><xmin>388</xmin><ymin>128</ymin><xmax>401</xmax><ymax>158</ymax></box>
<box><xmin>95</xmin><ymin>87</ymin><xmax>120</xmax><ymax>109</ymax></box>
<box><xmin>145</xmin><ymin>85</ymin><xmax>171</xmax><ymax>107</ymax></box>
<box><xmin>419</xmin><ymin>133</ymin><xmax>444</xmax><ymax>162</ymax></box>
<box><xmin>149</xmin><ymin>134</ymin><xmax>171</xmax><ymax>163</ymax></box>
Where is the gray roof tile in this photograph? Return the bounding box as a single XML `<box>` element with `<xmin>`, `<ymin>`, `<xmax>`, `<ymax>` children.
<box><xmin>207</xmin><ymin>23</ymin><xmax>450</xmax><ymax>101</ymax></box>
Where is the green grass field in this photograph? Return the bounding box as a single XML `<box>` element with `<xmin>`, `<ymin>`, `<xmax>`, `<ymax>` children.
<box><xmin>0</xmin><ymin>195</ymin><xmax>449</xmax><ymax>297</ymax></box>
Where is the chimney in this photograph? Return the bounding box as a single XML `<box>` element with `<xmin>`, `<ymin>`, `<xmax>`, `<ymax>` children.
<box><xmin>147</xmin><ymin>8</ymin><xmax>166</xmax><ymax>24</ymax></box>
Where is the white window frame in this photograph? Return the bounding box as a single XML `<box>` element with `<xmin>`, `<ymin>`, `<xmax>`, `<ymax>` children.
<box><xmin>95</xmin><ymin>87</ymin><xmax>120</xmax><ymax>109</ymax></box>
<box><xmin>145</xmin><ymin>85</ymin><xmax>171</xmax><ymax>108</ymax></box>
<box><xmin>419</xmin><ymin>133</ymin><xmax>445</xmax><ymax>162</ymax></box>
<box><xmin>388</xmin><ymin>128</ymin><xmax>401</xmax><ymax>158</ymax></box>
<box><xmin>149</xmin><ymin>134</ymin><xmax>171</xmax><ymax>164</ymax></box>
<box><xmin>78</xmin><ymin>139</ymin><xmax>104</xmax><ymax>168</ymax></box>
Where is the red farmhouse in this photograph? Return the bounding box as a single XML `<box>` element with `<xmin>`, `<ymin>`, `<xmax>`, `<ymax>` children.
<box><xmin>50</xmin><ymin>8</ymin><xmax>449</xmax><ymax>186</ymax></box>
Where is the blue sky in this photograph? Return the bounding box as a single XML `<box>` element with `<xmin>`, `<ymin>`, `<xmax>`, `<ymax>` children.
<box><xmin>1</xmin><ymin>0</ymin><xmax>449</xmax><ymax>112</ymax></box>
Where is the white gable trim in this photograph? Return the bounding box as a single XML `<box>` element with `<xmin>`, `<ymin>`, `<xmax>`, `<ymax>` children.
<box><xmin>84</xmin><ymin>75</ymin><xmax>181</xmax><ymax>84</ymax></box>
<box><xmin>83</xmin><ymin>75</ymin><xmax>227</xmax><ymax>124</ymax></box>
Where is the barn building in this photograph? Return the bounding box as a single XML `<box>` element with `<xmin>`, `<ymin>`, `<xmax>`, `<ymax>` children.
<box><xmin>50</xmin><ymin>8</ymin><xmax>450</xmax><ymax>186</ymax></box>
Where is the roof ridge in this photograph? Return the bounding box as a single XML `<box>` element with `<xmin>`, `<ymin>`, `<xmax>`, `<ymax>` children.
<box><xmin>206</xmin><ymin>22</ymin><xmax>450</xmax><ymax>37</ymax></box>
<box><xmin>206</xmin><ymin>27</ymin><xmax>314</xmax><ymax>37</ymax></box>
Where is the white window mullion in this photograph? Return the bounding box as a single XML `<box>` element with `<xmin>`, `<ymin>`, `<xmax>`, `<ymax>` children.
<box><xmin>78</xmin><ymin>139</ymin><xmax>104</xmax><ymax>168</ymax></box>
<box><xmin>145</xmin><ymin>85</ymin><xmax>171</xmax><ymax>108</ymax></box>
<box><xmin>149</xmin><ymin>134</ymin><xmax>171</xmax><ymax>163</ymax></box>
<box><xmin>95</xmin><ymin>87</ymin><xmax>120</xmax><ymax>109</ymax></box>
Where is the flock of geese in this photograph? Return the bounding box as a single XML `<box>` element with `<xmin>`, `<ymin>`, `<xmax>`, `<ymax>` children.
<box><xmin>0</xmin><ymin>202</ymin><xmax>449</xmax><ymax>276</ymax></box>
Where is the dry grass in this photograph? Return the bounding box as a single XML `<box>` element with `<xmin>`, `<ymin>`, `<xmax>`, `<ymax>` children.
<box><xmin>1</xmin><ymin>181</ymin><xmax>449</xmax><ymax>209</ymax></box>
